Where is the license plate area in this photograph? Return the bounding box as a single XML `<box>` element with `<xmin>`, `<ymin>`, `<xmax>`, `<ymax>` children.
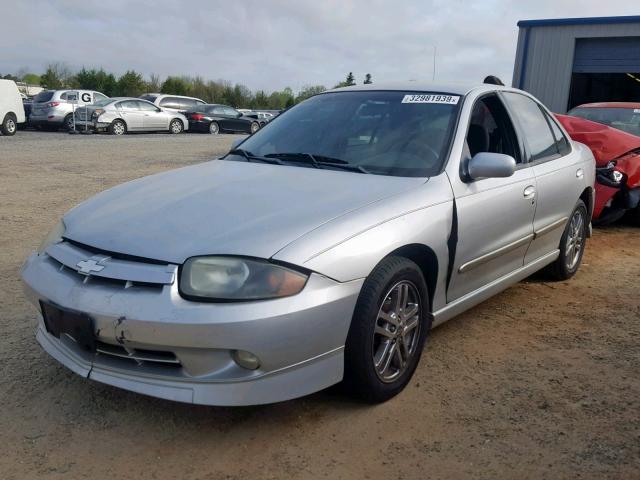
<box><xmin>40</xmin><ymin>301</ymin><xmax>96</xmax><ymax>352</ymax></box>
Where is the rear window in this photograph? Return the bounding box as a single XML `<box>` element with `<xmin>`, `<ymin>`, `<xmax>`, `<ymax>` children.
<box><xmin>34</xmin><ymin>91</ymin><xmax>54</xmax><ymax>103</ymax></box>
<box><xmin>140</xmin><ymin>94</ymin><xmax>158</xmax><ymax>103</ymax></box>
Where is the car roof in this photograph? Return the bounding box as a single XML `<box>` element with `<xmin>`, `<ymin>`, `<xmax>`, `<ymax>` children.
<box><xmin>571</xmin><ymin>102</ymin><xmax>640</xmax><ymax>110</ymax></box>
<box><xmin>327</xmin><ymin>81</ymin><xmax>518</xmax><ymax>96</ymax></box>
<box><xmin>146</xmin><ymin>93</ymin><xmax>203</xmax><ymax>100</ymax></box>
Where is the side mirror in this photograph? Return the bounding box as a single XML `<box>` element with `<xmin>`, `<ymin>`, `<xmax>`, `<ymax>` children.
<box><xmin>468</xmin><ymin>152</ymin><xmax>516</xmax><ymax>180</ymax></box>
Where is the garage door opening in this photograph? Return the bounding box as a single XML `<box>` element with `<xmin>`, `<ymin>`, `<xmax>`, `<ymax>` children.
<box><xmin>568</xmin><ymin>72</ymin><xmax>640</xmax><ymax>110</ymax></box>
<box><xmin>568</xmin><ymin>36</ymin><xmax>640</xmax><ymax>110</ymax></box>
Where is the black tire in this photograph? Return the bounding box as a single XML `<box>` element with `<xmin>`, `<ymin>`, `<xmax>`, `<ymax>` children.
<box><xmin>169</xmin><ymin>119</ymin><xmax>184</xmax><ymax>134</ymax></box>
<box><xmin>1</xmin><ymin>114</ymin><xmax>17</xmax><ymax>136</ymax></box>
<box><xmin>63</xmin><ymin>114</ymin><xmax>74</xmax><ymax>131</ymax></box>
<box><xmin>209</xmin><ymin>121</ymin><xmax>219</xmax><ymax>135</ymax></box>
<box><xmin>108</xmin><ymin>119</ymin><xmax>127</xmax><ymax>136</ymax></box>
<box><xmin>546</xmin><ymin>199</ymin><xmax>588</xmax><ymax>280</ymax></box>
<box><xmin>250</xmin><ymin>121</ymin><xmax>260</xmax><ymax>134</ymax></box>
<box><xmin>344</xmin><ymin>256</ymin><xmax>431</xmax><ymax>403</ymax></box>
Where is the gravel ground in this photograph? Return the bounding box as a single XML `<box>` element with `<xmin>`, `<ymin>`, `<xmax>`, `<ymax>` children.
<box><xmin>1</xmin><ymin>131</ymin><xmax>639</xmax><ymax>479</ymax></box>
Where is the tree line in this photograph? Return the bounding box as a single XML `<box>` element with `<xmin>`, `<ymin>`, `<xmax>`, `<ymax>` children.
<box><xmin>2</xmin><ymin>65</ymin><xmax>372</xmax><ymax>110</ymax></box>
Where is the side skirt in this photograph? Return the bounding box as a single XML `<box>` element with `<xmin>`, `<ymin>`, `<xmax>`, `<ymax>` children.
<box><xmin>431</xmin><ymin>249</ymin><xmax>559</xmax><ymax>328</ymax></box>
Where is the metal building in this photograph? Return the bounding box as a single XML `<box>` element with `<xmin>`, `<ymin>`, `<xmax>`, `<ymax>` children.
<box><xmin>512</xmin><ymin>15</ymin><xmax>640</xmax><ymax>113</ymax></box>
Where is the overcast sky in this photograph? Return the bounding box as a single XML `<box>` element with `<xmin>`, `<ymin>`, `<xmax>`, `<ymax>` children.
<box><xmin>1</xmin><ymin>0</ymin><xmax>637</xmax><ymax>92</ymax></box>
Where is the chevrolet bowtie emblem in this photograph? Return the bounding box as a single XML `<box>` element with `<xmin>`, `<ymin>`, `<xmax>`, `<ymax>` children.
<box><xmin>76</xmin><ymin>259</ymin><xmax>105</xmax><ymax>275</ymax></box>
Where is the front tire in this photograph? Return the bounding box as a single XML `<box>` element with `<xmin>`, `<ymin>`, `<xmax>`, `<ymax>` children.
<box><xmin>169</xmin><ymin>119</ymin><xmax>184</xmax><ymax>134</ymax></box>
<box><xmin>547</xmin><ymin>200</ymin><xmax>588</xmax><ymax>280</ymax></box>
<box><xmin>344</xmin><ymin>256</ymin><xmax>431</xmax><ymax>403</ymax></box>
<box><xmin>1</xmin><ymin>114</ymin><xmax>17</xmax><ymax>136</ymax></box>
<box><xmin>108</xmin><ymin>119</ymin><xmax>127</xmax><ymax>136</ymax></box>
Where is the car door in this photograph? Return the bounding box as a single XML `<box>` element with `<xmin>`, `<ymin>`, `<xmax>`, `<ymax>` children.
<box><xmin>138</xmin><ymin>100</ymin><xmax>167</xmax><ymax>130</ymax></box>
<box><xmin>117</xmin><ymin>100</ymin><xmax>145</xmax><ymax>130</ymax></box>
<box><xmin>223</xmin><ymin>106</ymin><xmax>249</xmax><ymax>132</ymax></box>
<box><xmin>502</xmin><ymin>92</ymin><xmax>585</xmax><ymax>264</ymax></box>
<box><xmin>446</xmin><ymin>93</ymin><xmax>536</xmax><ymax>302</ymax></box>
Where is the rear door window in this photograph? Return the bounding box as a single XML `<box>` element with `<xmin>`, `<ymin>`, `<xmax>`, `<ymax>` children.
<box><xmin>118</xmin><ymin>100</ymin><xmax>139</xmax><ymax>110</ymax></box>
<box><xmin>93</xmin><ymin>92</ymin><xmax>108</xmax><ymax>103</ymax></box>
<box><xmin>545</xmin><ymin>114</ymin><xmax>572</xmax><ymax>156</ymax></box>
<box><xmin>502</xmin><ymin>93</ymin><xmax>559</xmax><ymax>162</ymax></box>
<box><xmin>137</xmin><ymin>101</ymin><xmax>158</xmax><ymax>111</ymax></box>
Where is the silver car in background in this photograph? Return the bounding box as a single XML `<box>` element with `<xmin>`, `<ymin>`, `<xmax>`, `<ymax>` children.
<box><xmin>29</xmin><ymin>89</ymin><xmax>109</xmax><ymax>130</ymax></box>
<box><xmin>139</xmin><ymin>93</ymin><xmax>206</xmax><ymax>114</ymax></box>
<box><xmin>21</xmin><ymin>82</ymin><xmax>595</xmax><ymax>406</ymax></box>
<box><xmin>75</xmin><ymin>97</ymin><xmax>188</xmax><ymax>135</ymax></box>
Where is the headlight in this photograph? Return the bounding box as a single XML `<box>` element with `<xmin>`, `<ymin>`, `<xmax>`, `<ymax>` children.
<box><xmin>180</xmin><ymin>256</ymin><xmax>309</xmax><ymax>301</ymax></box>
<box><xmin>611</xmin><ymin>170</ymin><xmax>624</xmax><ymax>184</ymax></box>
<box><xmin>37</xmin><ymin>219</ymin><xmax>65</xmax><ymax>254</ymax></box>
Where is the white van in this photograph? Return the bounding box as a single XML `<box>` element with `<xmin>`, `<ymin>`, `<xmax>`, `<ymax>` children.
<box><xmin>0</xmin><ymin>80</ymin><xmax>26</xmax><ymax>136</ymax></box>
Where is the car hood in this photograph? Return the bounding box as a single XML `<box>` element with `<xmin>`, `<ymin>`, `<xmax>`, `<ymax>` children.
<box><xmin>555</xmin><ymin>114</ymin><xmax>640</xmax><ymax>167</ymax></box>
<box><xmin>63</xmin><ymin>160</ymin><xmax>425</xmax><ymax>264</ymax></box>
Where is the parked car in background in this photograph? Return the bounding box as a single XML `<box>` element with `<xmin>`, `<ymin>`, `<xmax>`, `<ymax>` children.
<box><xmin>74</xmin><ymin>97</ymin><xmax>188</xmax><ymax>135</ymax></box>
<box><xmin>139</xmin><ymin>93</ymin><xmax>206</xmax><ymax>114</ymax></box>
<box><xmin>567</xmin><ymin>102</ymin><xmax>640</xmax><ymax>137</ymax></box>
<box><xmin>0</xmin><ymin>79</ymin><xmax>26</xmax><ymax>135</ymax></box>
<box><xmin>185</xmin><ymin>104</ymin><xmax>262</xmax><ymax>134</ymax></box>
<box><xmin>29</xmin><ymin>89</ymin><xmax>109</xmax><ymax>130</ymax></box>
<box><xmin>22</xmin><ymin>83</ymin><xmax>595</xmax><ymax>406</ymax></box>
<box><xmin>19</xmin><ymin>96</ymin><xmax>32</xmax><ymax>129</ymax></box>
<box><xmin>557</xmin><ymin>113</ymin><xmax>640</xmax><ymax>225</ymax></box>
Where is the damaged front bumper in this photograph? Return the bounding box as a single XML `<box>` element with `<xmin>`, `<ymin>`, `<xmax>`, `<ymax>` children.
<box><xmin>21</xmin><ymin>247</ymin><xmax>363</xmax><ymax>406</ymax></box>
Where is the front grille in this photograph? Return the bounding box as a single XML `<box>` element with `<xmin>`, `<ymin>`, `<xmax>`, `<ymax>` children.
<box><xmin>45</xmin><ymin>241</ymin><xmax>177</xmax><ymax>288</ymax></box>
<box><xmin>96</xmin><ymin>341</ymin><xmax>181</xmax><ymax>366</ymax></box>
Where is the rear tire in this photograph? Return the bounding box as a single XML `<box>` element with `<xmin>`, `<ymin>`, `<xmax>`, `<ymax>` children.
<box><xmin>343</xmin><ymin>256</ymin><xmax>431</xmax><ymax>403</ymax></box>
<box><xmin>546</xmin><ymin>199</ymin><xmax>588</xmax><ymax>280</ymax></box>
<box><xmin>1</xmin><ymin>114</ymin><xmax>17</xmax><ymax>136</ymax></box>
<box><xmin>209</xmin><ymin>121</ymin><xmax>219</xmax><ymax>134</ymax></box>
<box><xmin>63</xmin><ymin>114</ymin><xmax>74</xmax><ymax>131</ymax></box>
<box><xmin>108</xmin><ymin>119</ymin><xmax>127</xmax><ymax>136</ymax></box>
<box><xmin>169</xmin><ymin>119</ymin><xmax>184</xmax><ymax>134</ymax></box>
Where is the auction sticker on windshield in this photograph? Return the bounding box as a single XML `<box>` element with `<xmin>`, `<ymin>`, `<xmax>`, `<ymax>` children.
<box><xmin>402</xmin><ymin>94</ymin><xmax>460</xmax><ymax>105</ymax></box>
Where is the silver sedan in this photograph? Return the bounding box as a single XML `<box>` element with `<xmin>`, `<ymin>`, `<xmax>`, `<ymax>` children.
<box><xmin>74</xmin><ymin>97</ymin><xmax>188</xmax><ymax>135</ymax></box>
<box><xmin>21</xmin><ymin>82</ymin><xmax>595</xmax><ymax>405</ymax></box>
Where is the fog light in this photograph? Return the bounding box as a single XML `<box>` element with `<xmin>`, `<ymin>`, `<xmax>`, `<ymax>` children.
<box><xmin>232</xmin><ymin>350</ymin><xmax>261</xmax><ymax>370</ymax></box>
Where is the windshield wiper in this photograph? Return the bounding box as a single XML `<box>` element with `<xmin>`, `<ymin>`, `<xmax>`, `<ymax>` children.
<box><xmin>265</xmin><ymin>152</ymin><xmax>370</xmax><ymax>174</ymax></box>
<box><xmin>227</xmin><ymin>148</ymin><xmax>283</xmax><ymax>165</ymax></box>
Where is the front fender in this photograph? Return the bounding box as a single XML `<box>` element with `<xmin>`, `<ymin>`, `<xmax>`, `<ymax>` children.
<box><xmin>273</xmin><ymin>175</ymin><xmax>454</xmax><ymax>311</ymax></box>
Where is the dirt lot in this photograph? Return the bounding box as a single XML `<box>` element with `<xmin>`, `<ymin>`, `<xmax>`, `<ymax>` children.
<box><xmin>1</xmin><ymin>131</ymin><xmax>639</xmax><ymax>479</ymax></box>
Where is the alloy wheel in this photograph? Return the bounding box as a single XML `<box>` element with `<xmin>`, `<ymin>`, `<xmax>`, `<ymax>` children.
<box><xmin>372</xmin><ymin>281</ymin><xmax>421</xmax><ymax>383</ymax></box>
<box><xmin>209</xmin><ymin>122</ymin><xmax>219</xmax><ymax>134</ymax></box>
<box><xmin>113</xmin><ymin>122</ymin><xmax>125</xmax><ymax>135</ymax></box>
<box><xmin>170</xmin><ymin>120</ymin><xmax>183</xmax><ymax>134</ymax></box>
<box><xmin>565</xmin><ymin>210</ymin><xmax>584</xmax><ymax>270</ymax></box>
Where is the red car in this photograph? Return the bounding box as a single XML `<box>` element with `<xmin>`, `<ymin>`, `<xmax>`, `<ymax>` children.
<box><xmin>556</xmin><ymin>107</ymin><xmax>640</xmax><ymax>225</ymax></box>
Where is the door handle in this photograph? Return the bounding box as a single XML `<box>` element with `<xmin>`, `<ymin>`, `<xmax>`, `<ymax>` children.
<box><xmin>576</xmin><ymin>168</ymin><xmax>584</xmax><ymax>178</ymax></box>
<box><xmin>523</xmin><ymin>185</ymin><xmax>536</xmax><ymax>198</ymax></box>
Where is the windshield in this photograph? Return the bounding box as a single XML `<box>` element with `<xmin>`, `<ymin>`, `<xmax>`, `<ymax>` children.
<box><xmin>233</xmin><ymin>91</ymin><xmax>461</xmax><ymax>177</ymax></box>
<box><xmin>568</xmin><ymin>107</ymin><xmax>640</xmax><ymax>136</ymax></box>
